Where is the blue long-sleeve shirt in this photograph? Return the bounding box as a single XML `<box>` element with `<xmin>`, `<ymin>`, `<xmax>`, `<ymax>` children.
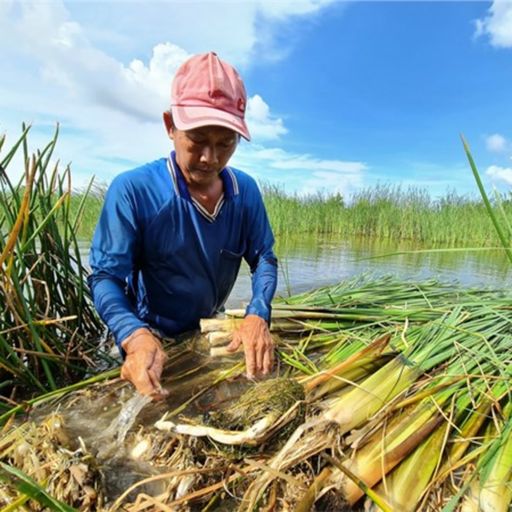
<box><xmin>88</xmin><ymin>152</ymin><xmax>278</xmax><ymax>350</ymax></box>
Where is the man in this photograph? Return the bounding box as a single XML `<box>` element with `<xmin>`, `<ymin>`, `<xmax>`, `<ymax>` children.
<box><xmin>88</xmin><ymin>52</ymin><xmax>278</xmax><ymax>398</ymax></box>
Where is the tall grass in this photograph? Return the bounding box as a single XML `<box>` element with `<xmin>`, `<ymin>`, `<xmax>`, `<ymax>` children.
<box><xmin>66</xmin><ymin>173</ymin><xmax>510</xmax><ymax>247</ymax></box>
<box><xmin>0</xmin><ymin>125</ymin><xmax>108</xmax><ymax>405</ymax></box>
<box><xmin>69</xmin><ymin>183</ymin><xmax>105</xmax><ymax>241</ymax></box>
<box><xmin>263</xmin><ymin>184</ymin><xmax>345</xmax><ymax>235</ymax></box>
<box><xmin>263</xmin><ymin>183</ymin><xmax>511</xmax><ymax>245</ymax></box>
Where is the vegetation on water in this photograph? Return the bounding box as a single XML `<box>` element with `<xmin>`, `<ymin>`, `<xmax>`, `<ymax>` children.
<box><xmin>0</xmin><ymin>126</ymin><xmax>108</xmax><ymax>407</ymax></box>
<box><xmin>264</xmin><ymin>182</ymin><xmax>512</xmax><ymax>244</ymax></box>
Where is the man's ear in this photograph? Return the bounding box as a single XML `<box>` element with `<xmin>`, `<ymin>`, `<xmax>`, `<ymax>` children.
<box><xmin>163</xmin><ymin>111</ymin><xmax>174</xmax><ymax>140</ymax></box>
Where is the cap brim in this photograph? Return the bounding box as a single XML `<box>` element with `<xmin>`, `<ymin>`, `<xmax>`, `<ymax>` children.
<box><xmin>171</xmin><ymin>105</ymin><xmax>251</xmax><ymax>141</ymax></box>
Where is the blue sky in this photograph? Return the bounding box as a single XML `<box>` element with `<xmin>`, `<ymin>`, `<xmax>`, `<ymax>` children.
<box><xmin>1</xmin><ymin>0</ymin><xmax>512</xmax><ymax>199</ymax></box>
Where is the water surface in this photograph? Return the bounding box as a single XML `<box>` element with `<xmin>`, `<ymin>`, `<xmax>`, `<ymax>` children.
<box><xmin>227</xmin><ymin>234</ymin><xmax>512</xmax><ymax>308</ymax></box>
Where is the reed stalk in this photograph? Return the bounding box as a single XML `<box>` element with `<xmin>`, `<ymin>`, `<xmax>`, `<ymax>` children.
<box><xmin>0</xmin><ymin>125</ymin><xmax>108</xmax><ymax>404</ymax></box>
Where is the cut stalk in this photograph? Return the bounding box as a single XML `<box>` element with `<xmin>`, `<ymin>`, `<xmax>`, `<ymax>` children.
<box><xmin>479</xmin><ymin>403</ymin><xmax>512</xmax><ymax>512</ymax></box>
<box><xmin>370</xmin><ymin>425</ymin><xmax>448</xmax><ymax>512</ymax></box>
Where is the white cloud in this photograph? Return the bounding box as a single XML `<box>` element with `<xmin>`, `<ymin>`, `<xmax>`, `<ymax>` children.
<box><xmin>257</xmin><ymin>0</ymin><xmax>337</xmax><ymax>20</ymax></box>
<box><xmin>486</xmin><ymin>165</ymin><xmax>512</xmax><ymax>185</ymax></box>
<box><xmin>485</xmin><ymin>133</ymin><xmax>508</xmax><ymax>153</ymax></box>
<box><xmin>475</xmin><ymin>1</ymin><xmax>512</xmax><ymax>48</ymax></box>
<box><xmin>243</xmin><ymin>146</ymin><xmax>366</xmax><ymax>174</ymax></box>
<box><xmin>246</xmin><ymin>95</ymin><xmax>287</xmax><ymax>140</ymax></box>
<box><xmin>271</xmin><ymin>154</ymin><xmax>366</xmax><ymax>174</ymax></box>
<box><xmin>0</xmin><ymin>0</ymin><xmax>347</xmax><ymax>194</ymax></box>
<box><xmin>125</xmin><ymin>43</ymin><xmax>191</xmax><ymax>105</ymax></box>
<box><xmin>231</xmin><ymin>144</ymin><xmax>367</xmax><ymax>196</ymax></box>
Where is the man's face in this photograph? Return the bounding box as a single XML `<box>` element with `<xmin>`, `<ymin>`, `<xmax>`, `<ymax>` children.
<box><xmin>165</xmin><ymin>115</ymin><xmax>239</xmax><ymax>189</ymax></box>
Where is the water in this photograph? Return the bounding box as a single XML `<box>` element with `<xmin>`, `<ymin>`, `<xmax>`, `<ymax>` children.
<box><xmin>96</xmin><ymin>393</ymin><xmax>152</xmax><ymax>458</ymax></box>
<box><xmin>53</xmin><ymin>338</ymin><xmax>250</xmax><ymax>502</ymax></box>
<box><xmin>226</xmin><ymin>235</ymin><xmax>512</xmax><ymax>308</ymax></box>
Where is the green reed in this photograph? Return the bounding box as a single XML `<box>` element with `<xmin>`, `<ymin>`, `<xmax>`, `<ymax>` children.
<box><xmin>262</xmin><ymin>182</ymin><xmax>509</xmax><ymax>245</ymax></box>
<box><xmin>62</xmin><ymin>168</ymin><xmax>510</xmax><ymax>247</ymax></box>
<box><xmin>462</xmin><ymin>135</ymin><xmax>512</xmax><ymax>263</ymax></box>
<box><xmin>0</xmin><ymin>125</ymin><xmax>108</xmax><ymax>403</ymax></box>
<box><xmin>68</xmin><ymin>183</ymin><xmax>105</xmax><ymax>241</ymax></box>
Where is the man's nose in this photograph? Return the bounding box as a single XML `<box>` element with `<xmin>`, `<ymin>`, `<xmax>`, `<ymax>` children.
<box><xmin>200</xmin><ymin>145</ymin><xmax>219</xmax><ymax>165</ymax></box>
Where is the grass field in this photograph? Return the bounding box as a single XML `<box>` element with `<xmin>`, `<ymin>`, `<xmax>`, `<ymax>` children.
<box><xmin>73</xmin><ymin>181</ymin><xmax>511</xmax><ymax>246</ymax></box>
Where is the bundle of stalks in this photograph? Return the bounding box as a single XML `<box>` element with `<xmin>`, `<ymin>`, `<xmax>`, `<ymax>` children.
<box><xmin>2</xmin><ymin>276</ymin><xmax>512</xmax><ymax>511</ymax></box>
<box><xmin>202</xmin><ymin>276</ymin><xmax>510</xmax><ymax>342</ymax></box>
<box><xmin>196</xmin><ymin>282</ymin><xmax>512</xmax><ymax>512</ymax></box>
<box><xmin>0</xmin><ymin>126</ymin><xmax>107</xmax><ymax>404</ymax></box>
<box><xmin>457</xmin><ymin>401</ymin><xmax>512</xmax><ymax>512</ymax></box>
<box><xmin>368</xmin><ymin>377</ymin><xmax>511</xmax><ymax>512</ymax></box>
<box><xmin>239</xmin><ymin>304</ymin><xmax>512</xmax><ymax>511</ymax></box>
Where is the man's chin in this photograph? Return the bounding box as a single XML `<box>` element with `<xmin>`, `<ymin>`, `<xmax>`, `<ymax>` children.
<box><xmin>191</xmin><ymin>171</ymin><xmax>220</xmax><ymax>184</ymax></box>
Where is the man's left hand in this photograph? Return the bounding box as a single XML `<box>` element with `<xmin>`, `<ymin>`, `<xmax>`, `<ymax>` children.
<box><xmin>226</xmin><ymin>314</ymin><xmax>274</xmax><ymax>378</ymax></box>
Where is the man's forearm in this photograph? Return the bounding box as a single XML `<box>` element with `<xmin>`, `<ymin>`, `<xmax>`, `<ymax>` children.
<box><xmin>245</xmin><ymin>255</ymin><xmax>278</xmax><ymax>323</ymax></box>
<box><xmin>88</xmin><ymin>273</ymin><xmax>148</xmax><ymax>348</ymax></box>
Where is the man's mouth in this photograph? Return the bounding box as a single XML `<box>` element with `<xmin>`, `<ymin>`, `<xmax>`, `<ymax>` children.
<box><xmin>192</xmin><ymin>167</ymin><xmax>215</xmax><ymax>174</ymax></box>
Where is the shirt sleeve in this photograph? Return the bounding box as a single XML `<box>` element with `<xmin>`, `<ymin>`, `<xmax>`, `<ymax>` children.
<box><xmin>243</xmin><ymin>181</ymin><xmax>278</xmax><ymax>323</ymax></box>
<box><xmin>87</xmin><ymin>175</ymin><xmax>149</xmax><ymax>349</ymax></box>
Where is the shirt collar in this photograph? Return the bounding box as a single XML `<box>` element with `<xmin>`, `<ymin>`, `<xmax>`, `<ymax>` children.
<box><xmin>167</xmin><ymin>151</ymin><xmax>239</xmax><ymax>200</ymax></box>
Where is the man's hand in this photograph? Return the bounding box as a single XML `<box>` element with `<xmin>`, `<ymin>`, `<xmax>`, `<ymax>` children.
<box><xmin>120</xmin><ymin>328</ymin><xmax>168</xmax><ymax>399</ymax></box>
<box><xmin>226</xmin><ymin>315</ymin><xmax>274</xmax><ymax>378</ymax></box>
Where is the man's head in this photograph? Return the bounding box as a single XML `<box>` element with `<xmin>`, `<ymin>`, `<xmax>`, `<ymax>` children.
<box><xmin>163</xmin><ymin>52</ymin><xmax>249</xmax><ymax>189</ymax></box>
<box><xmin>169</xmin><ymin>52</ymin><xmax>250</xmax><ymax>141</ymax></box>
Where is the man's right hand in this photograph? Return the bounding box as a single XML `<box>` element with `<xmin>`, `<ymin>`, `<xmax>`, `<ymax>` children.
<box><xmin>120</xmin><ymin>328</ymin><xmax>168</xmax><ymax>399</ymax></box>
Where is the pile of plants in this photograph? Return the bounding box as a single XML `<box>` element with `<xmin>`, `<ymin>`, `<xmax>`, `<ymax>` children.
<box><xmin>0</xmin><ymin>276</ymin><xmax>510</xmax><ymax>511</ymax></box>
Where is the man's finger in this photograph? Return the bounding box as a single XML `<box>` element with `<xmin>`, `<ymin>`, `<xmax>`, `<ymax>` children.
<box><xmin>130</xmin><ymin>368</ymin><xmax>157</xmax><ymax>395</ymax></box>
<box><xmin>262</xmin><ymin>345</ymin><xmax>273</xmax><ymax>375</ymax></box>
<box><xmin>226</xmin><ymin>334</ymin><xmax>242</xmax><ymax>353</ymax></box>
<box><xmin>147</xmin><ymin>367</ymin><xmax>168</xmax><ymax>398</ymax></box>
<box><xmin>245</xmin><ymin>344</ymin><xmax>257</xmax><ymax>378</ymax></box>
<box><xmin>255</xmin><ymin>342</ymin><xmax>264</xmax><ymax>374</ymax></box>
<box><xmin>122</xmin><ymin>354</ymin><xmax>158</xmax><ymax>396</ymax></box>
<box><xmin>151</xmin><ymin>350</ymin><xmax>166</xmax><ymax>379</ymax></box>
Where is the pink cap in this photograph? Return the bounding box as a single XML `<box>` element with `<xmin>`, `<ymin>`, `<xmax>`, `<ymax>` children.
<box><xmin>171</xmin><ymin>52</ymin><xmax>251</xmax><ymax>141</ymax></box>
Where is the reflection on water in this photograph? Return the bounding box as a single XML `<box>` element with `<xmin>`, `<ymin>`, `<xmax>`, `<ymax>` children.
<box><xmin>227</xmin><ymin>235</ymin><xmax>512</xmax><ymax>307</ymax></box>
<box><xmin>79</xmin><ymin>234</ymin><xmax>512</xmax><ymax>311</ymax></box>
